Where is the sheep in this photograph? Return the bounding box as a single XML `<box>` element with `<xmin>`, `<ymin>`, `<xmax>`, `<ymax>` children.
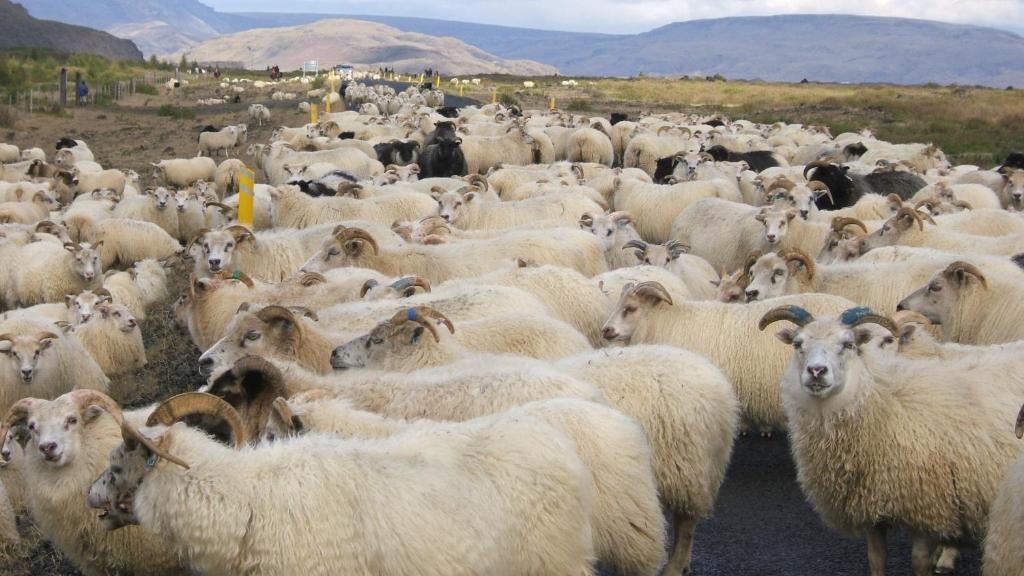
<box><xmin>267</xmin><ymin>394</ymin><xmax>666</xmax><ymax>576</ymax></box>
<box><xmin>329</xmin><ymin>307</ymin><xmax>591</xmax><ymax>373</ymax></box>
<box><xmin>671</xmin><ymin>198</ymin><xmax>800</xmax><ymax>272</ymax></box>
<box><xmin>704</xmin><ymin>144</ymin><xmax>784</xmax><ymax>172</ymax></box>
<box><xmin>100</xmin><ymin>259</ymin><xmax>168</xmax><ymax>321</ymax></box>
<box><xmin>622</xmin><ymin>129</ymin><xmax>698</xmax><ymax>176</ymax></box>
<box><xmin>0</xmin><ymin>144</ymin><xmax>19</xmax><ymax>164</ymax></box>
<box><xmin>566</xmin><ymin>126</ymin><xmax>614</xmax><ymax>166</ymax></box>
<box><xmin>198</xmin><ymin>126</ymin><xmax>239</xmax><ymax>158</ymax></box>
<box><xmin>17</xmin><ymin>147</ymin><xmax>45</xmax><ymax>162</ymax></box>
<box><xmin>72</xmin><ymin>168</ymin><xmax>126</xmax><ymax>196</ymax></box>
<box><xmin>0</xmin><ymin>316</ymin><xmax>109</xmax><ymax>414</ymax></box>
<box><xmin>7</xmin><ymin>241</ymin><xmax>103</xmax><ymax>308</ymax></box>
<box><xmin>0</xmin><ymin>390</ymin><xmax>184</xmax><ymax>575</ymax></box>
<box><xmin>270</xmin><ymin>184</ymin><xmax>437</xmax><ymax>229</ymax></box>
<box><xmin>299</xmin><ymin>226</ymin><xmax>607</xmax><ymax>283</ymax></box>
<box><xmin>112</xmin><ymin>187</ymin><xmax>179</xmax><ymax>237</ymax></box>
<box><xmin>54</xmin><ymin>146</ymin><xmax>94</xmax><ymax>167</ymax></box>
<box><xmin>86</xmin><ymin>393</ymin><xmax>598</xmax><ymax>576</ymax></box>
<box><xmin>601</xmin><ymin>281</ymin><xmax>855</xmax><ymax>432</ymax></box>
<box><xmin>803</xmin><ymin>160</ymin><xmax>927</xmax><ymax>209</ymax></box>
<box><xmin>248</xmin><ymin>103</ymin><xmax>271</xmax><ymax>127</ymax></box>
<box><xmin>613</xmin><ymin>174</ymin><xmax>743</xmax><ymax>243</ymax></box>
<box><xmin>263</xmin><ymin>145</ymin><xmax>383</xmax><ymax>185</ymax></box>
<box><xmin>460</xmin><ymin>124</ymin><xmax>553</xmax><ymax>174</ymax></box>
<box><xmin>996</xmin><ymin>169</ymin><xmax>1024</xmax><ymax>210</ymax></box>
<box><xmin>578</xmin><ymin>210</ymin><xmax>641</xmax><ymax>268</ymax></box>
<box><xmin>434</xmin><ymin>187</ymin><xmax>603</xmax><ymax>230</ymax></box>
<box><xmin>910</xmin><ymin>180</ymin><xmax>1002</xmax><ymax>211</ymax></box>
<box><xmin>859</xmin><ymin>207</ymin><xmax>1024</xmax><ymax>256</ymax></box>
<box><xmin>0</xmin><ymin>191</ymin><xmax>59</xmax><ymax>224</ymax></box>
<box><xmin>93</xmin><ymin>219</ymin><xmax>182</xmax><ymax>270</ymax></box>
<box><xmin>70</xmin><ymin>302</ymin><xmax>146</xmax><ymax>378</ymax></box>
<box><xmin>214</xmin><ymin>159</ymin><xmax>246</xmax><ymax>198</ymax></box>
<box><xmin>983</xmin><ymin>404</ymin><xmax>1024</xmax><ymax>576</ymax></box>
<box><xmin>623</xmin><ymin>240</ymin><xmax>720</xmax><ymax>300</ymax></box>
<box><xmin>172</xmin><ymin>188</ymin><xmax>206</xmax><ymax>242</ymax></box>
<box><xmin>760</xmin><ymin>305</ymin><xmax>1024</xmax><ymax>576</ymax></box>
<box><xmin>63</xmin><ymin>190</ymin><xmax>118</xmax><ymax>242</ymax></box>
<box><xmin>150</xmin><ymin>157</ymin><xmax>217</xmax><ymax>188</ymax></box>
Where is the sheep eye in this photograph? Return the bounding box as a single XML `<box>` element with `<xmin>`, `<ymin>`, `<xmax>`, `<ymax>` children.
<box><xmin>67</xmin><ymin>416</ymin><xmax>78</xmax><ymax>426</ymax></box>
<box><xmin>245</xmin><ymin>330</ymin><xmax>261</xmax><ymax>341</ymax></box>
<box><xmin>929</xmin><ymin>283</ymin><xmax>942</xmax><ymax>293</ymax></box>
<box><xmin>371</xmin><ymin>337</ymin><xmax>384</xmax><ymax>345</ymax></box>
<box><xmin>774</xmin><ymin>269</ymin><xmax>784</xmax><ymax>276</ymax></box>
<box><xmin>793</xmin><ymin>341</ymin><xmax>803</xmax><ymax>350</ymax></box>
<box><xmin>327</xmin><ymin>248</ymin><xmax>340</xmax><ymax>257</ymax></box>
<box><xmin>266</xmin><ymin>433</ymin><xmax>276</xmax><ymax>442</ymax></box>
<box><xmin>624</xmin><ymin>306</ymin><xmax>637</xmax><ymax>315</ymax></box>
<box><xmin>842</xmin><ymin>341</ymin><xmax>856</xmax><ymax>351</ymax></box>
<box><xmin>226</xmin><ymin>242</ymin><xmax>234</xmax><ymax>249</ymax></box>
<box><xmin>882</xmin><ymin>336</ymin><xmax>895</xmax><ymax>346</ymax></box>
<box><xmin>28</xmin><ymin>422</ymin><xmax>36</xmax><ymax>431</ymax></box>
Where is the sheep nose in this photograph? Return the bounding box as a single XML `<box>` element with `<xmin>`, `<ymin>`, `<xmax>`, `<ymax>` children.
<box><xmin>20</xmin><ymin>369</ymin><xmax>33</xmax><ymax>381</ymax></box>
<box><xmin>896</xmin><ymin>303</ymin><xmax>906</xmax><ymax>312</ymax></box>
<box><xmin>198</xmin><ymin>356</ymin><xmax>214</xmax><ymax>376</ymax></box>
<box><xmin>127</xmin><ymin>319</ymin><xmax>137</xmax><ymax>328</ymax></box>
<box><xmin>38</xmin><ymin>442</ymin><xmax>57</xmax><ymax>456</ymax></box>
<box><xmin>601</xmin><ymin>326</ymin><xmax>617</xmax><ymax>340</ymax></box>
<box><xmin>208</xmin><ymin>258</ymin><xmax>221</xmax><ymax>267</ymax></box>
<box><xmin>800</xmin><ymin>210</ymin><xmax>809</xmax><ymax>219</ymax></box>
<box><xmin>745</xmin><ymin>289</ymin><xmax>760</xmax><ymax>301</ymax></box>
<box><xmin>766</xmin><ymin>234</ymin><xmax>777</xmax><ymax>243</ymax></box>
<box><xmin>80</xmin><ymin>313</ymin><xmax>91</xmax><ymax>322</ymax></box>
<box><xmin>441</xmin><ymin>214</ymin><xmax>451</xmax><ymax>222</ymax></box>
<box><xmin>807</xmin><ymin>365</ymin><xmax>828</xmax><ymax>379</ymax></box>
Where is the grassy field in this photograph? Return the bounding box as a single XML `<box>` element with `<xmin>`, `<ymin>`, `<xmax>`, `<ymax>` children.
<box><xmin>454</xmin><ymin>75</ymin><xmax>1024</xmax><ymax>167</ymax></box>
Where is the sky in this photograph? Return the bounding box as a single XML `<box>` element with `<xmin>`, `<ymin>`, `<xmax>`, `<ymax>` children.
<box><xmin>203</xmin><ymin>0</ymin><xmax>1024</xmax><ymax>35</ymax></box>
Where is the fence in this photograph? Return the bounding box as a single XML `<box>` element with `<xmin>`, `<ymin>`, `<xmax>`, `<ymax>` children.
<box><xmin>3</xmin><ymin>73</ymin><xmax>172</xmax><ymax>113</ymax></box>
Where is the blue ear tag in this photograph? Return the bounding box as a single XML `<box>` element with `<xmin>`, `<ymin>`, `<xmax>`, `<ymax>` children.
<box><xmin>145</xmin><ymin>453</ymin><xmax>158</xmax><ymax>468</ymax></box>
<box><xmin>406</xmin><ymin>308</ymin><xmax>418</xmax><ymax>321</ymax></box>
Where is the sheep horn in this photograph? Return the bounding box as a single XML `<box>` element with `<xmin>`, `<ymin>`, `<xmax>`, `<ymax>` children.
<box><xmin>840</xmin><ymin>307</ymin><xmax>898</xmax><ymax>336</ymax></box>
<box><xmin>803</xmin><ymin>159</ymin><xmax>832</xmax><ymax>180</ymax></box>
<box><xmin>205</xmin><ymin>201</ymin><xmax>232</xmax><ymax>212</ymax></box>
<box><xmin>359</xmin><ymin>279</ymin><xmax>379</xmax><ymax>298</ymax></box>
<box><xmin>780</xmin><ymin>249</ymin><xmax>816</xmax><ymax>279</ymax></box>
<box><xmin>221</xmin><ymin>270</ymin><xmax>254</xmax><ymax>288</ymax></box>
<box><xmin>831</xmin><ymin>217</ymin><xmax>867</xmax><ymax>234</ymax></box>
<box><xmin>807</xmin><ymin>181</ymin><xmax>833</xmax><ymax>205</ymax></box>
<box><xmin>391</xmin><ymin>276</ymin><xmax>431</xmax><ymax>293</ymax></box>
<box><xmin>388</xmin><ymin>308</ymin><xmax>441</xmax><ymax>342</ymax></box>
<box><xmin>465</xmin><ymin>174</ymin><xmax>489</xmax><ymax>191</ymax></box>
<box><xmin>146</xmin><ymin>392</ymin><xmax>248</xmax><ymax>450</ymax></box>
<box><xmin>953</xmin><ymin>200</ymin><xmax>973</xmax><ymax>210</ymax></box>
<box><xmin>758</xmin><ymin>305</ymin><xmax>815</xmax><ymax>331</ymax></box>
<box><xmin>578</xmin><ymin>213</ymin><xmax>595</xmax><ymax>228</ymax></box>
<box><xmin>891</xmin><ymin>310</ymin><xmax>932</xmax><ymax>327</ymax></box>
<box><xmin>666</xmin><ymin>240</ymin><xmax>689</xmax><ymax>257</ymax></box>
<box><xmin>256</xmin><ymin>305</ymin><xmax>298</xmax><ymax>326</ymax></box>
<box><xmin>632</xmin><ymin>281</ymin><xmax>673</xmax><ymax>305</ymax></box>
<box><xmin>772</xmin><ymin>178</ymin><xmax>796</xmax><ymax>191</ymax></box>
<box><xmin>896</xmin><ymin>207</ymin><xmax>929</xmax><ymax>231</ymax></box>
<box><xmin>224</xmin><ymin>225</ymin><xmax>254</xmax><ymax>242</ymax></box>
<box><xmin>92</xmin><ymin>287</ymin><xmax>113</xmax><ymax>300</ymax></box>
<box><xmin>742</xmin><ymin>253</ymin><xmax>761</xmax><ymax>277</ymax></box>
<box><xmin>944</xmin><ymin>261</ymin><xmax>988</xmax><ymax>289</ymax></box>
<box><xmin>337</xmin><ymin>228</ymin><xmax>379</xmax><ymax>255</ymax></box>
<box><xmin>298</xmin><ymin>272</ymin><xmax>327</xmax><ymax>287</ymax></box>
<box><xmin>913</xmin><ymin>199</ymin><xmax>936</xmax><ymax>212</ymax></box>
<box><xmin>414</xmin><ymin>306</ymin><xmax>455</xmax><ymax>334</ymax></box>
<box><xmin>608</xmin><ymin>211</ymin><xmax>633</xmax><ymax>224</ymax></box>
<box><xmin>335</xmin><ymin>182</ymin><xmax>364</xmax><ymax>197</ymax></box>
<box><xmin>1016</xmin><ymin>404</ymin><xmax>1024</xmax><ymax>439</ymax></box>
<box><xmin>289</xmin><ymin>306</ymin><xmax>319</xmax><ymax>321</ymax></box>
<box><xmin>622</xmin><ymin>239</ymin><xmax>648</xmax><ymax>252</ymax></box>
<box><xmin>184</xmin><ymin>229</ymin><xmax>211</xmax><ymax>257</ymax></box>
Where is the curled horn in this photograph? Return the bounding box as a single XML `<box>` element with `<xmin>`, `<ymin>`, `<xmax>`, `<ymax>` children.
<box><xmin>758</xmin><ymin>305</ymin><xmax>814</xmax><ymax>331</ymax></box>
<box><xmin>571</xmin><ymin>163</ymin><xmax>585</xmax><ymax>181</ymax></box>
<box><xmin>92</xmin><ymin>287</ymin><xmax>113</xmax><ymax>301</ymax></box>
<box><xmin>802</xmin><ymin>159</ymin><xmax>832</xmax><ymax>180</ymax></box>
<box><xmin>891</xmin><ymin>310</ymin><xmax>932</xmax><ymax>327</ymax></box>
<box><xmin>1016</xmin><ymin>404</ymin><xmax>1024</xmax><ymax>439</ymax></box>
<box><xmin>742</xmin><ymin>252</ymin><xmax>761</xmax><ymax>278</ymax></box>
<box><xmin>657</xmin><ymin>126</ymin><xmax>672</xmax><ymax>136</ymax></box>
<box><xmin>224</xmin><ymin>225</ymin><xmax>254</xmax><ymax>242</ymax></box>
<box><xmin>578</xmin><ymin>212</ymin><xmax>595</xmax><ymax>228</ymax></box>
<box><xmin>780</xmin><ymin>249</ymin><xmax>816</xmax><ymax>279</ymax></box>
<box><xmin>945</xmin><ymin>261</ymin><xmax>988</xmax><ymax>289</ymax></box>
<box><xmin>387</xmin><ymin>308</ymin><xmax>439</xmax><ymax>342</ymax></box>
<box><xmin>205</xmin><ymin>201</ymin><xmax>232</xmax><ymax>213</ymax></box>
<box><xmin>390</xmin><ymin>276</ymin><xmax>431</xmax><ymax>293</ymax></box>
<box><xmin>840</xmin><ymin>307</ymin><xmax>898</xmax><ymax>336</ymax></box>
<box><xmin>771</xmin><ymin>178</ymin><xmax>796</xmax><ymax>191</ymax></box>
<box><xmin>336</xmin><ymin>182</ymin><xmax>364</xmax><ymax>197</ymax></box>
<box><xmin>465</xmin><ymin>174</ymin><xmax>489</xmax><ymax>192</ymax></box>
<box><xmin>622</xmin><ymin>239</ymin><xmax>648</xmax><ymax>253</ymax></box>
<box><xmin>952</xmin><ymin>200</ymin><xmax>972</xmax><ymax>210</ymax></box>
<box><xmin>666</xmin><ymin>240</ymin><xmax>689</xmax><ymax>258</ymax></box>
<box><xmin>337</xmin><ymin>228</ymin><xmax>379</xmax><ymax>255</ymax></box>
<box><xmin>830</xmin><ymin>217</ymin><xmax>867</xmax><ymax>234</ymax></box>
<box><xmin>219</xmin><ymin>270</ymin><xmax>254</xmax><ymax>288</ymax></box>
<box><xmin>359</xmin><ymin>279</ymin><xmax>379</xmax><ymax>298</ymax></box>
<box><xmin>807</xmin><ymin>181</ymin><xmax>833</xmax><ymax>205</ymax></box>
<box><xmin>147</xmin><ymin>392</ymin><xmax>248</xmax><ymax>450</ymax></box>
<box><xmin>631</xmin><ymin>281</ymin><xmax>673</xmax><ymax>305</ymax></box>
<box><xmin>414</xmin><ymin>306</ymin><xmax>455</xmax><ymax>334</ymax></box>
<box><xmin>608</xmin><ymin>211</ymin><xmax>633</xmax><ymax>224</ymax></box>
<box><xmin>913</xmin><ymin>198</ymin><xmax>936</xmax><ymax>212</ymax></box>
<box><xmin>184</xmin><ymin>228</ymin><xmax>211</xmax><ymax>257</ymax></box>
<box><xmin>896</xmin><ymin>206</ymin><xmax>930</xmax><ymax>231</ymax></box>
<box><xmin>298</xmin><ymin>272</ymin><xmax>327</xmax><ymax>287</ymax></box>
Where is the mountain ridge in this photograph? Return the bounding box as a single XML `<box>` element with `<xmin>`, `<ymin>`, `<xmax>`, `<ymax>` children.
<box><xmin>0</xmin><ymin>1</ymin><xmax>143</xmax><ymax>61</ymax></box>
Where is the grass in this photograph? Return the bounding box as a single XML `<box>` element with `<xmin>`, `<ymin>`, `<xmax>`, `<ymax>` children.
<box><xmin>0</xmin><ymin>106</ymin><xmax>15</xmax><ymax>129</ymax></box>
<box><xmin>462</xmin><ymin>75</ymin><xmax>1024</xmax><ymax>168</ymax></box>
<box><xmin>0</xmin><ymin>49</ymin><xmax>170</xmax><ymax>97</ymax></box>
<box><xmin>157</xmin><ymin>104</ymin><xmax>196</xmax><ymax>120</ymax></box>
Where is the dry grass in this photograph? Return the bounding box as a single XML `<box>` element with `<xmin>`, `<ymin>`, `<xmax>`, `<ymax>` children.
<box><xmin>455</xmin><ymin>76</ymin><xmax>1024</xmax><ymax>167</ymax></box>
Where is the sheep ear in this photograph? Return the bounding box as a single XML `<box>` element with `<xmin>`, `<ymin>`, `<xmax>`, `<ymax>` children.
<box><xmin>82</xmin><ymin>405</ymin><xmax>105</xmax><ymax>423</ymax></box>
<box><xmin>54</xmin><ymin>321</ymin><xmax>72</xmax><ymax>334</ymax></box>
<box><xmin>853</xmin><ymin>328</ymin><xmax>874</xmax><ymax>347</ymax></box>
<box><xmin>775</xmin><ymin>328</ymin><xmax>796</xmax><ymax>345</ymax></box>
<box><xmin>898</xmin><ymin>323</ymin><xmax>917</xmax><ymax>345</ymax></box>
<box><xmin>64</xmin><ymin>295</ymin><xmax>75</xmax><ymax>308</ymax></box>
<box><xmin>463</xmin><ymin>192</ymin><xmax>477</xmax><ymax>203</ymax></box>
<box><xmin>344</xmin><ymin>239</ymin><xmax>367</xmax><ymax>257</ymax></box>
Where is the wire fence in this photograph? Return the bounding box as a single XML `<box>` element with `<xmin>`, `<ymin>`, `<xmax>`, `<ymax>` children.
<box><xmin>4</xmin><ymin>72</ymin><xmax>174</xmax><ymax>113</ymax></box>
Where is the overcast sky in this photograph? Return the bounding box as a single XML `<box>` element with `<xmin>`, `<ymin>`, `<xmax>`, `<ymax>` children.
<box><xmin>204</xmin><ymin>0</ymin><xmax>1024</xmax><ymax>35</ymax></box>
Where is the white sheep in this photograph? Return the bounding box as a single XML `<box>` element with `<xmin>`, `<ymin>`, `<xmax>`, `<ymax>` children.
<box><xmin>671</xmin><ymin>198</ymin><xmax>799</xmax><ymax>272</ymax></box>
<box><xmin>112</xmin><ymin>187</ymin><xmax>179</xmax><ymax>237</ymax></box>
<box><xmin>761</xmin><ymin>305</ymin><xmax>1024</xmax><ymax>576</ymax></box>
<box><xmin>0</xmin><ymin>191</ymin><xmax>59</xmax><ymax>224</ymax></box>
<box><xmin>150</xmin><ymin>157</ymin><xmax>217</xmax><ymax>188</ymax></box>
<box><xmin>198</xmin><ymin>126</ymin><xmax>239</xmax><ymax>158</ymax></box>
<box><xmin>86</xmin><ymin>393</ymin><xmax>598</xmax><ymax>576</ymax></box>
<box><xmin>434</xmin><ymin>188</ymin><xmax>603</xmax><ymax>230</ymax></box>
<box><xmin>93</xmin><ymin>218</ymin><xmax>182</xmax><ymax>270</ymax></box>
<box><xmin>566</xmin><ymin>126</ymin><xmax>614</xmax><ymax>167</ymax></box>
<box><xmin>578</xmin><ymin>211</ymin><xmax>642</xmax><ymax>269</ymax></box>
<box><xmin>71</xmin><ymin>302</ymin><xmax>146</xmax><ymax>378</ymax></box>
<box><xmin>0</xmin><ymin>144</ymin><xmax>19</xmax><ymax>164</ymax></box>
<box><xmin>270</xmin><ymin>184</ymin><xmax>437</xmax><ymax>229</ymax></box>
<box><xmin>101</xmin><ymin>259</ymin><xmax>169</xmax><ymax>320</ymax></box>
<box><xmin>248</xmin><ymin>104</ymin><xmax>271</xmax><ymax>127</ymax></box>
<box><xmin>188</xmin><ymin>224</ymin><xmax>342</xmax><ymax>282</ymax></box>
<box><xmin>984</xmin><ymin>404</ymin><xmax>1024</xmax><ymax>576</ymax></box>
<box><xmin>214</xmin><ymin>159</ymin><xmax>246</xmax><ymax>198</ymax></box>
<box><xmin>614</xmin><ymin>173</ymin><xmax>743</xmax><ymax>243</ymax></box>
<box><xmin>7</xmin><ymin>241</ymin><xmax>103</xmax><ymax>308</ymax></box>
<box><xmin>72</xmin><ymin>168</ymin><xmax>126</xmax><ymax>196</ymax></box>
<box><xmin>0</xmin><ymin>390</ymin><xmax>184</xmax><ymax>575</ymax></box>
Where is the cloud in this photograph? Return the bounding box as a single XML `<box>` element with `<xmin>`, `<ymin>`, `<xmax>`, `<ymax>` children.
<box><xmin>204</xmin><ymin>0</ymin><xmax>1024</xmax><ymax>35</ymax></box>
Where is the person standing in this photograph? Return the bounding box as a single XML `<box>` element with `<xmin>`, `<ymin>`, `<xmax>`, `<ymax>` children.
<box><xmin>77</xmin><ymin>80</ymin><xmax>89</xmax><ymax>105</ymax></box>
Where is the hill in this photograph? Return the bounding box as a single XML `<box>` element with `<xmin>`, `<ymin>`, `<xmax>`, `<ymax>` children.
<box><xmin>171</xmin><ymin>19</ymin><xmax>558</xmax><ymax>76</ymax></box>
<box><xmin>0</xmin><ymin>0</ymin><xmax>142</xmax><ymax>60</ymax></box>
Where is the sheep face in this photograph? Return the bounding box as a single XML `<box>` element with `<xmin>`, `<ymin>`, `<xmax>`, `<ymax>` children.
<box><xmin>8</xmin><ymin>395</ymin><xmax>107</xmax><ymax>468</ymax></box>
<box><xmin>755</xmin><ymin>209</ymin><xmax>796</xmax><ymax>246</ymax></box>
<box><xmin>148</xmin><ymin>187</ymin><xmax>173</xmax><ymax>211</ymax></box>
<box><xmin>775</xmin><ymin>317</ymin><xmax>871</xmax><ymax>399</ymax></box>
<box><xmin>896</xmin><ymin>262</ymin><xmax>988</xmax><ymax>325</ymax></box>
<box><xmin>1003</xmin><ymin>170</ymin><xmax>1024</xmax><ymax>210</ymax></box>
<box><xmin>174</xmin><ymin>190</ymin><xmax>199</xmax><ymax>213</ymax></box>
<box><xmin>149</xmin><ymin>163</ymin><xmax>166</xmax><ymax>182</ymax></box>
<box><xmin>66</xmin><ymin>290</ymin><xmax>112</xmax><ymax>324</ymax></box>
<box><xmin>770</xmin><ymin>186</ymin><xmax>821</xmax><ymax>221</ymax></box>
<box><xmin>434</xmin><ymin>190</ymin><xmax>473</xmax><ymax>223</ymax></box>
<box><xmin>300</xmin><ymin>229</ymin><xmax>377</xmax><ymax>274</ymax></box>
<box><xmin>99</xmin><ymin>303</ymin><xmax>138</xmax><ymax>333</ymax></box>
<box><xmin>195</xmin><ymin>228</ymin><xmax>252</xmax><ymax>275</ymax></box>
<box><xmin>579</xmin><ymin>212</ymin><xmax>633</xmax><ymax>252</ymax></box>
<box><xmin>713</xmin><ymin>269</ymin><xmax>748</xmax><ymax>303</ymax></box>
<box><xmin>601</xmin><ymin>282</ymin><xmax>673</xmax><ymax>342</ymax></box>
<box><xmin>33</xmin><ymin>191</ymin><xmax>61</xmax><ymax>211</ymax></box>
<box><xmin>0</xmin><ymin>332</ymin><xmax>58</xmax><ymax>384</ymax></box>
<box><xmin>330</xmin><ymin>312</ymin><xmax>446</xmax><ymax>370</ymax></box>
<box><xmin>639</xmin><ymin>241</ymin><xmax>687</xmax><ymax>268</ymax></box>
<box><xmin>744</xmin><ymin>254</ymin><xmax>793</xmax><ymax>302</ymax></box>
<box><xmin>198</xmin><ymin>306</ymin><xmax>305</xmax><ymax>379</ymax></box>
<box><xmin>68</xmin><ymin>242</ymin><xmax>102</xmax><ymax>282</ymax></box>
<box><xmin>858</xmin><ymin>210</ymin><xmax>929</xmax><ymax>254</ymax></box>
<box><xmin>360</xmin><ymin>277</ymin><xmax>429</xmax><ymax>301</ymax></box>
<box><xmin>87</xmin><ymin>434</ymin><xmax>158</xmax><ymax>529</ymax></box>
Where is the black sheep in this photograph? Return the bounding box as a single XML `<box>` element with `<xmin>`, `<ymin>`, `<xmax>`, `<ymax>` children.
<box><xmin>436</xmin><ymin>107</ymin><xmax>459</xmax><ymax>119</ymax></box>
<box><xmin>804</xmin><ymin>161</ymin><xmax>927</xmax><ymax>210</ymax></box>
<box><xmin>55</xmin><ymin>137</ymin><xmax>78</xmax><ymax>150</ymax></box>
<box><xmin>998</xmin><ymin>151</ymin><xmax>1024</xmax><ymax>172</ymax></box>
<box><xmin>704</xmin><ymin>145</ymin><xmax>780</xmax><ymax>173</ymax></box>
<box><xmin>418</xmin><ymin>139</ymin><xmax>468</xmax><ymax>178</ymax></box>
<box><xmin>373</xmin><ymin>140</ymin><xmax>421</xmax><ymax>166</ymax></box>
<box><xmin>610</xmin><ymin>112</ymin><xmax>629</xmax><ymax>126</ymax></box>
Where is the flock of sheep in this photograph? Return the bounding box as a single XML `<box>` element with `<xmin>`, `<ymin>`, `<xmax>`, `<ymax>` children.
<box><xmin>0</xmin><ymin>76</ymin><xmax>1023</xmax><ymax>576</ymax></box>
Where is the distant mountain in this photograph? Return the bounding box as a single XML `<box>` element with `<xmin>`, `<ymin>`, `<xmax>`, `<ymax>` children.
<box><xmin>172</xmin><ymin>19</ymin><xmax>558</xmax><ymax>76</ymax></box>
<box><xmin>14</xmin><ymin>0</ymin><xmax>1024</xmax><ymax>86</ymax></box>
<box><xmin>0</xmin><ymin>0</ymin><xmax>142</xmax><ymax>60</ymax></box>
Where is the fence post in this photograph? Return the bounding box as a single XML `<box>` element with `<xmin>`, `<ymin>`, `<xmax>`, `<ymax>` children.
<box><xmin>29</xmin><ymin>90</ymin><xmax>33</xmax><ymax>114</ymax></box>
<box><xmin>59</xmin><ymin>67</ymin><xmax>68</xmax><ymax>108</ymax></box>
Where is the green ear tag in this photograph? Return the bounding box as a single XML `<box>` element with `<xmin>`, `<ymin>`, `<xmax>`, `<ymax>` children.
<box><xmin>232</xmin><ymin>270</ymin><xmax>241</xmax><ymax>281</ymax></box>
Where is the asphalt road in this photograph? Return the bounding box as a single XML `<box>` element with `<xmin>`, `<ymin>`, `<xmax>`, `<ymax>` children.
<box><xmin>684</xmin><ymin>435</ymin><xmax>982</xmax><ymax>576</ymax></box>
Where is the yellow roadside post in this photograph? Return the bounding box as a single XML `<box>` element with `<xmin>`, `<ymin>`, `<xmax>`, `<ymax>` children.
<box><xmin>459</xmin><ymin>84</ymin><xmax>464</xmax><ymax>97</ymax></box>
<box><xmin>237</xmin><ymin>166</ymin><xmax>256</xmax><ymax>227</ymax></box>
<box><xmin>491</xmin><ymin>89</ymin><xmax>497</xmax><ymax>104</ymax></box>
<box><xmin>310</xmin><ymin>103</ymin><xmax>319</xmax><ymax>125</ymax></box>
<box><xmin>550</xmin><ymin>97</ymin><xmax>556</xmax><ymax>110</ymax></box>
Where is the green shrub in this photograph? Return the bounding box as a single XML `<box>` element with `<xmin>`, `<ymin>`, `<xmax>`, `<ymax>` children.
<box><xmin>135</xmin><ymin>83</ymin><xmax>158</xmax><ymax>95</ymax></box>
<box><xmin>566</xmin><ymin>98</ymin><xmax>592</xmax><ymax>112</ymax></box>
<box><xmin>499</xmin><ymin>93</ymin><xmax>520</xmax><ymax>107</ymax></box>
<box><xmin>157</xmin><ymin>104</ymin><xmax>195</xmax><ymax>120</ymax></box>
